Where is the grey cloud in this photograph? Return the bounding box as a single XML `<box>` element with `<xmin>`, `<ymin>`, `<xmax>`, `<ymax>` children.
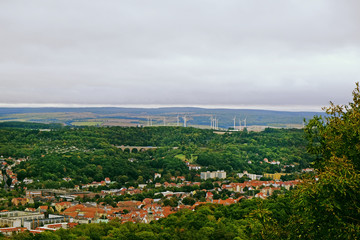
<box><xmin>0</xmin><ymin>0</ymin><xmax>359</xmax><ymax>110</ymax></box>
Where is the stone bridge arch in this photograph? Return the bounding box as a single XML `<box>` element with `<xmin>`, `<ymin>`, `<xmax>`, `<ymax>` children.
<box><xmin>116</xmin><ymin>146</ymin><xmax>159</xmax><ymax>152</ymax></box>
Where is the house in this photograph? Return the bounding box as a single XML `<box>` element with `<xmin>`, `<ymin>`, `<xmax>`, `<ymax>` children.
<box><xmin>188</xmin><ymin>164</ymin><xmax>202</xmax><ymax>171</ymax></box>
<box><xmin>212</xmin><ymin>198</ymin><xmax>239</xmax><ymax>206</ymax></box>
<box><xmin>26</xmin><ymin>190</ymin><xmax>42</xmax><ymax>198</ymax></box>
<box><xmin>11</xmin><ymin>198</ymin><xmax>29</xmax><ymax>206</ymax></box>
<box><xmin>206</xmin><ymin>192</ymin><xmax>213</xmax><ymax>201</ymax></box>
<box><xmin>23</xmin><ymin>178</ymin><xmax>33</xmax><ymax>184</ymax></box>
<box><xmin>25</xmin><ymin>208</ymin><xmax>37</xmax><ymax>212</ymax></box>
<box><xmin>142</xmin><ymin>198</ymin><xmax>153</xmax><ymax>205</ymax></box>
<box><xmin>154</xmin><ymin>173</ymin><xmax>161</xmax><ymax>179</ymax></box>
<box><xmin>255</xmin><ymin>192</ymin><xmax>267</xmax><ymax>199</ymax></box>
<box><xmin>237</xmin><ymin>171</ymin><xmax>262</xmax><ymax>180</ymax></box>
<box><xmin>302</xmin><ymin>168</ymin><xmax>314</xmax><ymax>173</ymax></box>
<box><xmin>138</xmin><ymin>184</ymin><xmax>147</xmax><ymax>189</ymax></box>
<box><xmin>105</xmin><ymin>178</ymin><xmax>111</xmax><ymax>184</ymax></box>
<box><xmin>0</xmin><ymin>227</ymin><xmax>27</xmax><ymax>236</ymax></box>
<box><xmin>117</xmin><ymin>201</ymin><xmax>142</xmax><ymax>210</ymax></box>
<box><xmin>37</xmin><ymin>206</ymin><xmax>49</xmax><ymax>213</ymax></box>
<box><xmin>54</xmin><ymin>202</ymin><xmax>72</xmax><ymax>213</ymax></box>
<box><xmin>61</xmin><ymin>204</ymin><xmax>106</xmax><ymax>223</ymax></box>
<box><xmin>261</xmin><ymin>187</ymin><xmax>280</xmax><ymax>197</ymax></box>
<box><xmin>264</xmin><ymin>158</ymin><xmax>280</xmax><ymax>165</ymax></box>
<box><xmin>176</xmin><ymin>176</ymin><xmax>186</xmax><ymax>181</ymax></box>
<box><xmin>270</xmin><ymin>161</ymin><xmax>280</xmax><ymax>165</ymax></box>
<box><xmin>263</xmin><ymin>173</ymin><xmax>288</xmax><ymax>180</ymax></box>
<box><xmin>31</xmin><ymin>222</ymin><xmax>78</xmax><ymax>233</ymax></box>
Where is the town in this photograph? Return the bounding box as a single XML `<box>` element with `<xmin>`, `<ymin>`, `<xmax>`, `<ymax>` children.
<box><xmin>0</xmin><ymin>156</ymin><xmax>311</xmax><ymax>236</ymax></box>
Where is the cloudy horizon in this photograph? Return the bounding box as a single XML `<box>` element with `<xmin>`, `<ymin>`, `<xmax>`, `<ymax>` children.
<box><xmin>1</xmin><ymin>1</ymin><xmax>359</xmax><ymax>112</ymax></box>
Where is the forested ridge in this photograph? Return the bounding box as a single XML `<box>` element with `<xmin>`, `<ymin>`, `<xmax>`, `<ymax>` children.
<box><xmin>1</xmin><ymin>126</ymin><xmax>310</xmax><ymax>188</ymax></box>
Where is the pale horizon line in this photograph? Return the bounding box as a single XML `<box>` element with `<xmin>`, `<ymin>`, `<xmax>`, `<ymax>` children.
<box><xmin>0</xmin><ymin>103</ymin><xmax>325</xmax><ymax>112</ymax></box>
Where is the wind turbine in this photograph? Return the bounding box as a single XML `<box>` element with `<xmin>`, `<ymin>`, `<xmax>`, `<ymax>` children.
<box><xmin>183</xmin><ymin>115</ymin><xmax>187</xmax><ymax>127</ymax></box>
<box><xmin>212</xmin><ymin>115</ymin><xmax>217</xmax><ymax>130</ymax></box>
<box><xmin>233</xmin><ymin>116</ymin><xmax>236</xmax><ymax>130</ymax></box>
<box><xmin>212</xmin><ymin>116</ymin><xmax>218</xmax><ymax>130</ymax></box>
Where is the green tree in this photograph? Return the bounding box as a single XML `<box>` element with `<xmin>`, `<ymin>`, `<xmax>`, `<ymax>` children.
<box><xmin>291</xmin><ymin>83</ymin><xmax>360</xmax><ymax>239</ymax></box>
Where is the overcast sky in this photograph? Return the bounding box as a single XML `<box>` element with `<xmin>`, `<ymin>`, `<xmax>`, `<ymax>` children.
<box><xmin>0</xmin><ymin>1</ymin><xmax>359</xmax><ymax>111</ymax></box>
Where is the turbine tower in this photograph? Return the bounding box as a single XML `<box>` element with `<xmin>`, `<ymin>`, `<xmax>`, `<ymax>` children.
<box><xmin>233</xmin><ymin>116</ymin><xmax>236</xmax><ymax>130</ymax></box>
<box><xmin>211</xmin><ymin>115</ymin><xmax>217</xmax><ymax>130</ymax></box>
<box><xmin>183</xmin><ymin>115</ymin><xmax>187</xmax><ymax>127</ymax></box>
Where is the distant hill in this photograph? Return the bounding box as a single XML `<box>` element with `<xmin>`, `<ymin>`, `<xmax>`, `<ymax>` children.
<box><xmin>0</xmin><ymin>107</ymin><xmax>324</xmax><ymax>129</ymax></box>
<box><xmin>0</xmin><ymin>121</ymin><xmax>63</xmax><ymax>129</ymax></box>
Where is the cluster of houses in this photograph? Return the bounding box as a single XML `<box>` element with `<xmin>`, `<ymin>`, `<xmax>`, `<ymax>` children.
<box><xmin>59</xmin><ymin>200</ymin><xmax>178</xmax><ymax>224</ymax></box>
<box><xmin>262</xmin><ymin>158</ymin><xmax>280</xmax><ymax>165</ymax></box>
<box><xmin>0</xmin><ymin>175</ymin><xmax>302</xmax><ymax>236</ymax></box>
<box><xmin>221</xmin><ymin>180</ymin><xmax>300</xmax><ymax>198</ymax></box>
<box><xmin>80</xmin><ymin>177</ymin><xmax>112</xmax><ymax>189</ymax></box>
<box><xmin>0</xmin><ymin>157</ymin><xmax>32</xmax><ymax>189</ymax></box>
<box><xmin>185</xmin><ymin>161</ymin><xmax>202</xmax><ymax>171</ymax></box>
<box><xmin>0</xmin><ymin>156</ymin><xmax>311</xmax><ymax>236</ymax></box>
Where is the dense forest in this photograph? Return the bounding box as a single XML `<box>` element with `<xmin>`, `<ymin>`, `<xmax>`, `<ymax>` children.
<box><xmin>0</xmin><ymin>125</ymin><xmax>311</xmax><ymax>189</ymax></box>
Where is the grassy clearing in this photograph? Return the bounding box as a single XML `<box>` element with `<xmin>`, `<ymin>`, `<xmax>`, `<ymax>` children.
<box><xmin>71</xmin><ymin>121</ymin><xmax>103</xmax><ymax>126</ymax></box>
<box><xmin>175</xmin><ymin>154</ymin><xmax>186</xmax><ymax>161</ymax></box>
<box><xmin>175</xmin><ymin>154</ymin><xmax>198</xmax><ymax>163</ymax></box>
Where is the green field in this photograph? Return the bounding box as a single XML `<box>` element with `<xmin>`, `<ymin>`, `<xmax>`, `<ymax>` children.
<box><xmin>71</xmin><ymin>121</ymin><xmax>103</xmax><ymax>126</ymax></box>
<box><xmin>175</xmin><ymin>154</ymin><xmax>197</xmax><ymax>163</ymax></box>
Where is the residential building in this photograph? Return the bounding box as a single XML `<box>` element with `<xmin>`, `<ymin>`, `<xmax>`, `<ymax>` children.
<box><xmin>0</xmin><ymin>211</ymin><xmax>44</xmax><ymax>228</ymax></box>
<box><xmin>263</xmin><ymin>173</ymin><xmax>288</xmax><ymax>180</ymax></box>
<box><xmin>200</xmin><ymin>170</ymin><xmax>226</xmax><ymax>180</ymax></box>
<box><xmin>24</xmin><ymin>215</ymin><xmax>72</xmax><ymax>230</ymax></box>
<box><xmin>237</xmin><ymin>171</ymin><xmax>263</xmax><ymax>180</ymax></box>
